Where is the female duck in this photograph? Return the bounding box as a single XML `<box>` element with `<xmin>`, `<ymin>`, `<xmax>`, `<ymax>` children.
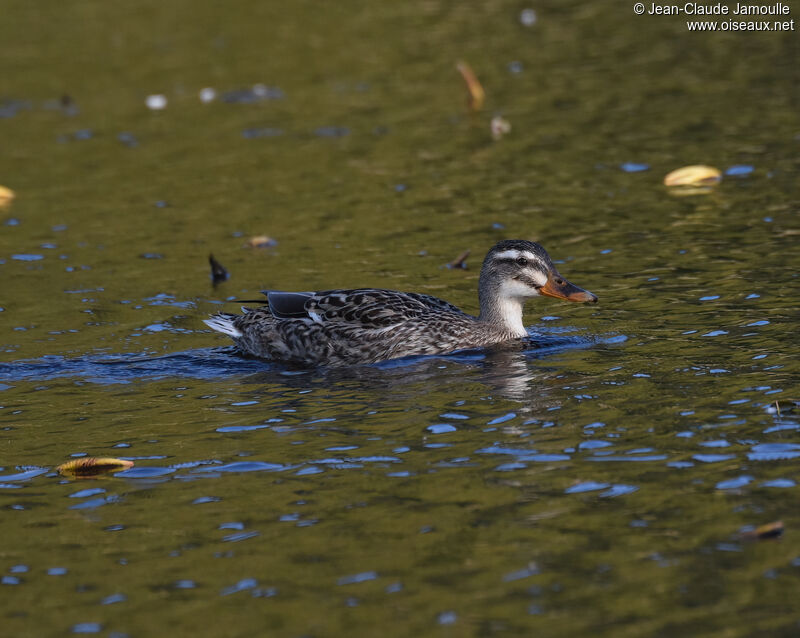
<box><xmin>205</xmin><ymin>239</ymin><xmax>597</xmax><ymax>366</ymax></box>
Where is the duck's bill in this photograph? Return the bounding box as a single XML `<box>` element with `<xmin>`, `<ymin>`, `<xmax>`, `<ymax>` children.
<box><xmin>540</xmin><ymin>274</ymin><xmax>598</xmax><ymax>303</ymax></box>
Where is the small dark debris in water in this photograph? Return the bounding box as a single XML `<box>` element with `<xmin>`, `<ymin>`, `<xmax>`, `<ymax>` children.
<box><xmin>60</xmin><ymin>94</ymin><xmax>79</xmax><ymax>116</ymax></box>
<box><xmin>209</xmin><ymin>254</ymin><xmax>229</xmax><ymax>285</ymax></box>
<box><xmin>43</xmin><ymin>95</ymin><xmax>79</xmax><ymax>116</ymax></box>
<box><xmin>314</xmin><ymin>126</ymin><xmax>350</xmax><ymax>138</ymax></box>
<box><xmin>508</xmin><ymin>61</ymin><xmax>524</xmax><ymax>74</ymax></box>
<box><xmin>140</xmin><ymin>253</ymin><xmax>164</xmax><ymax>260</ymax></box>
<box><xmin>739</xmin><ymin>520</ymin><xmax>784</xmax><ymax>541</ymax></box>
<box><xmin>154</xmin><ymin>200</ymin><xmax>169</xmax><ymax>208</ymax></box>
<box><xmin>242</xmin><ymin>128</ymin><xmax>283</xmax><ymax>139</ymax></box>
<box><xmin>222</xmin><ymin>85</ymin><xmax>284</xmax><ymax>103</ymax></box>
<box><xmin>394</xmin><ymin>184</ymin><xmax>407</xmax><ymax>192</ymax></box>
<box><xmin>117</xmin><ymin>132</ymin><xmax>139</xmax><ymax>147</ymax></box>
<box><xmin>246</xmin><ymin>235</ymin><xmax>278</xmax><ymax>249</ymax></box>
<box><xmin>73</xmin><ymin>129</ymin><xmax>93</xmax><ymax>141</ymax></box>
<box><xmin>446</xmin><ymin>250</ymin><xmax>470</xmax><ymax>270</ymax></box>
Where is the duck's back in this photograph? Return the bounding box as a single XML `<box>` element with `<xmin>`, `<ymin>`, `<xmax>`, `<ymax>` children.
<box><xmin>209</xmin><ymin>288</ymin><xmax>502</xmax><ymax>366</ymax></box>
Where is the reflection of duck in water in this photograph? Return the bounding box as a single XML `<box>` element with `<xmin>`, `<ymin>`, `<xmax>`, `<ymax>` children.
<box><xmin>205</xmin><ymin>240</ymin><xmax>598</xmax><ymax>367</ymax></box>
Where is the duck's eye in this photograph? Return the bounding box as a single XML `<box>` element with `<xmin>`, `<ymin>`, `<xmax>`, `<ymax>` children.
<box><xmin>515</xmin><ymin>257</ymin><xmax>528</xmax><ymax>267</ymax></box>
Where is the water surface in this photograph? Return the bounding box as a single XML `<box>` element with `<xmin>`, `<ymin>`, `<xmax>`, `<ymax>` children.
<box><xmin>1</xmin><ymin>1</ymin><xmax>798</xmax><ymax>636</ymax></box>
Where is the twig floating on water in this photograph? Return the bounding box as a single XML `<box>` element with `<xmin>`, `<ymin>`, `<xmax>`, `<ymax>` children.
<box><xmin>446</xmin><ymin>249</ymin><xmax>470</xmax><ymax>270</ymax></box>
<box><xmin>456</xmin><ymin>62</ymin><xmax>485</xmax><ymax>112</ymax></box>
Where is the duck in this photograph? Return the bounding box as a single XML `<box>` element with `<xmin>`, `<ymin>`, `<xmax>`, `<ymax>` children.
<box><xmin>204</xmin><ymin>239</ymin><xmax>598</xmax><ymax>366</ymax></box>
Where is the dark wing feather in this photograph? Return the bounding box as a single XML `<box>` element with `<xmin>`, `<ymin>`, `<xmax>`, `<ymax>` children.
<box><xmin>263</xmin><ymin>291</ymin><xmax>314</xmax><ymax>319</ymax></box>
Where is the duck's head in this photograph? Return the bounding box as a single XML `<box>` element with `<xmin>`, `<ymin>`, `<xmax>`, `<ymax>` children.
<box><xmin>481</xmin><ymin>239</ymin><xmax>598</xmax><ymax>303</ymax></box>
<box><xmin>478</xmin><ymin>239</ymin><xmax>597</xmax><ymax>334</ymax></box>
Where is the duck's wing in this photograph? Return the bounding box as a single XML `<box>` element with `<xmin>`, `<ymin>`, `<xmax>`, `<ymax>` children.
<box><xmin>402</xmin><ymin>292</ymin><xmax>465</xmax><ymax>315</ymax></box>
<box><xmin>264</xmin><ymin>288</ymin><xmax>466</xmax><ymax>328</ymax></box>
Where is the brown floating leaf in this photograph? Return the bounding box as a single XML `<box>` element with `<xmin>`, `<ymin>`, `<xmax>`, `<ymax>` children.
<box><xmin>57</xmin><ymin>457</ymin><xmax>134</xmax><ymax>477</ymax></box>
<box><xmin>490</xmin><ymin>116</ymin><xmax>511</xmax><ymax>141</ymax></box>
<box><xmin>209</xmin><ymin>253</ymin><xmax>229</xmax><ymax>285</ymax></box>
<box><xmin>246</xmin><ymin>235</ymin><xmax>277</xmax><ymax>249</ymax></box>
<box><xmin>446</xmin><ymin>249</ymin><xmax>470</xmax><ymax>270</ymax></box>
<box><xmin>739</xmin><ymin>520</ymin><xmax>784</xmax><ymax>541</ymax></box>
<box><xmin>0</xmin><ymin>185</ymin><xmax>15</xmax><ymax>207</ymax></box>
<box><xmin>663</xmin><ymin>165</ymin><xmax>722</xmax><ymax>187</ymax></box>
<box><xmin>456</xmin><ymin>62</ymin><xmax>485</xmax><ymax>112</ymax></box>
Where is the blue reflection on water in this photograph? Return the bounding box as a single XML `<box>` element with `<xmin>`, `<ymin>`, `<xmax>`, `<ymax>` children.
<box><xmin>0</xmin><ymin>327</ymin><xmax>621</xmax><ymax>385</ymax></box>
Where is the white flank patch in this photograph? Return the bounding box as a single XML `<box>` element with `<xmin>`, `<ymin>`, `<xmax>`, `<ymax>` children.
<box><xmin>203</xmin><ymin>316</ymin><xmax>242</xmax><ymax>338</ymax></box>
<box><xmin>308</xmin><ymin>311</ymin><xmax>324</xmax><ymax>324</ymax></box>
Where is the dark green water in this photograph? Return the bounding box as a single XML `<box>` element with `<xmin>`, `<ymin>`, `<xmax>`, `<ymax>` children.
<box><xmin>1</xmin><ymin>1</ymin><xmax>799</xmax><ymax>636</ymax></box>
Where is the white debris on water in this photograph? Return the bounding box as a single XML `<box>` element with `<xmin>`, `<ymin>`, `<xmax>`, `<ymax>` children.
<box><xmin>145</xmin><ymin>94</ymin><xmax>168</xmax><ymax>110</ymax></box>
<box><xmin>199</xmin><ymin>87</ymin><xmax>216</xmax><ymax>103</ymax></box>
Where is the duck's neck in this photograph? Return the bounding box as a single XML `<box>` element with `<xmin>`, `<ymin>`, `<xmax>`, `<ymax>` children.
<box><xmin>477</xmin><ymin>278</ymin><xmax>528</xmax><ymax>338</ymax></box>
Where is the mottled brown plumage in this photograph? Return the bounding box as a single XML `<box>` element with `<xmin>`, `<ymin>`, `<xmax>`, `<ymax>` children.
<box><xmin>204</xmin><ymin>240</ymin><xmax>597</xmax><ymax>366</ymax></box>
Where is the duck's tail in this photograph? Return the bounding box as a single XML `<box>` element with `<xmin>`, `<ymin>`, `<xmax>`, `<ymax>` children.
<box><xmin>203</xmin><ymin>313</ymin><xmax>243</xmax><ymax>338</ymax></box>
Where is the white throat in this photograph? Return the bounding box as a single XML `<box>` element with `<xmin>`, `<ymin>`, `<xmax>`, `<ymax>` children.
<box><xmin>494</xmin><ymin>296</ymin><xmax>527</xmax><ymax>337</ymax></box>
<box><xmin>478</xmin><ymin>273</ymin><xmax>538</xmax><ymax>338</ymax></box>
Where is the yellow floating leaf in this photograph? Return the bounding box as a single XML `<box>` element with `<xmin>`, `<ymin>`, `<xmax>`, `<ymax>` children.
<box><xmin>490</xmin><ymin>116</ymin><xmax>511</xmax><ymax>141</ymax></box>
<box><xmin>456</xmin><ymin>62</ymin><xmax>485</xmax><ymax>112</ymax></box>
<box><xmin>246</xmin><ymin>235</ymin><xmax>277</xmax><ymax>249</ymax></box>
<box><xmin>663</xmin><ymin>165</ymin><xmax>722</xmax><ymax>187</ymax></box>
<box><xmin>57</xmin><ymin>457</ymin><xmax>134</xmax><ymax>476</ymax></box>
<box><xmin>739</xmin><ymin>520</ymin><xmax>784</xmax><ymax>541</ymax></box>
<box><xmin>0</xmin><ymin>185</ymin><xmax>15</xmax><ymax>206</ymax></box>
